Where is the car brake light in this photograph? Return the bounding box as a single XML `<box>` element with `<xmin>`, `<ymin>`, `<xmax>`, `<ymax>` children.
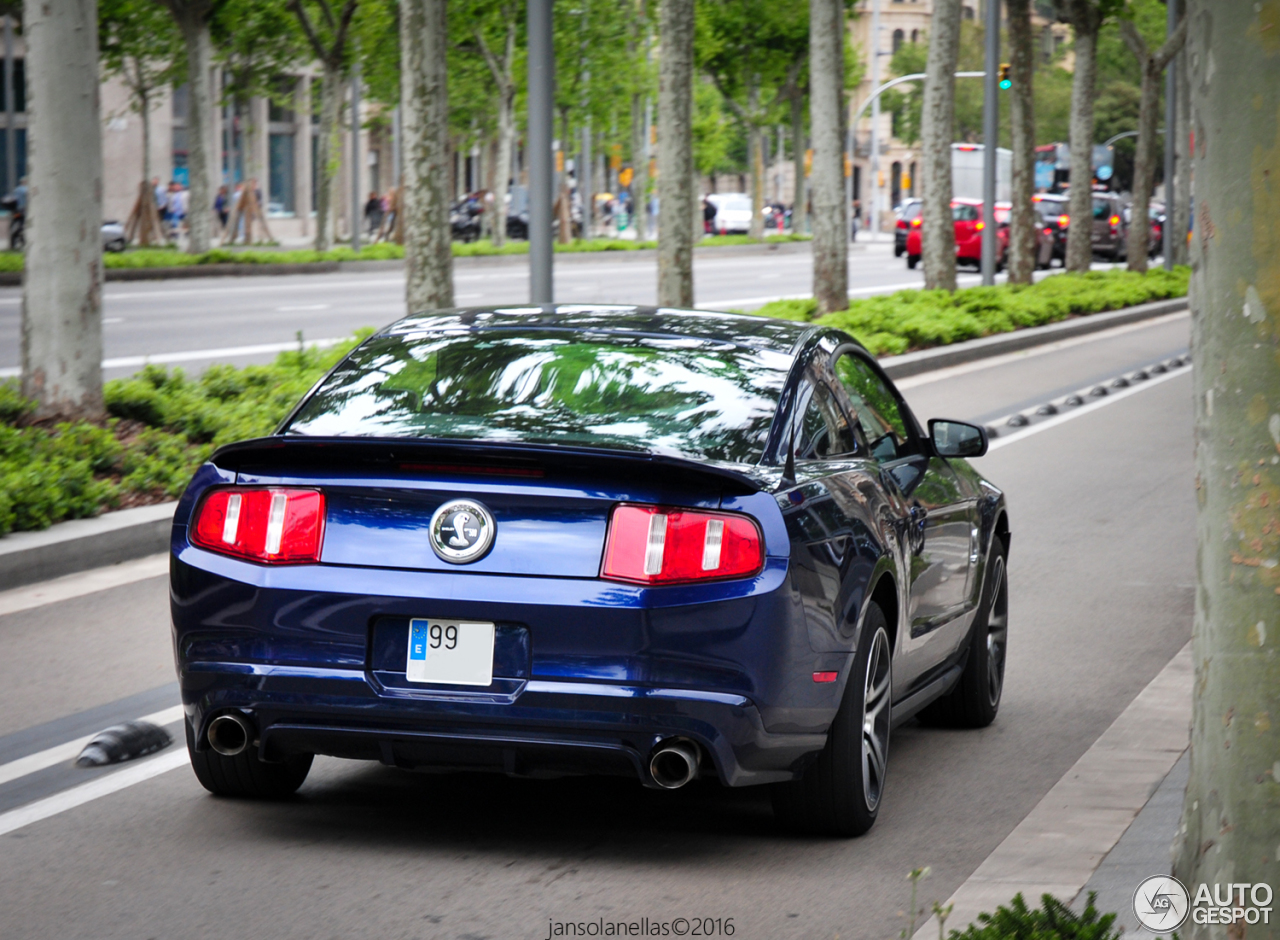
<box><xmin>601</xmin><ymin>504</ymin><xmax>763</xmax><ymax>585</ymax></box>
<box><xmin>1109</xmin><ymin>214</ymin><xmax>1121</xmax><ymax>229</ymax></box>
<box><xmin>897</xmin><ymin>219</ymin><xmax>907</xmax><ymax>229</ymax></box>
<box><xmin>910</xmin><ymin>217</ymin><xmax>922</xmax><ymax>227</ymax></box>
<box><xmin>975</xmin><ymin>221</ymin><xmax>984</xmax><ymax>231</ymax></box>
<box><xmin>192</xmin><ymin>488</ymin><xmax>326</xmax><ymax>564</ymax></box>
<box><xmin>1058</xmin><ymin>214</ymin><xmax>1070</xmax><ymax>227</ymax></box>
<box><xmin>1044</xmin><ymin>228</ymin><xmax>1052</xmax><ymax>236</ymax></box>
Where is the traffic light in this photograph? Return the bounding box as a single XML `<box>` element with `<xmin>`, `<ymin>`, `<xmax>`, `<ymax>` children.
<box><xmin>998</xmin><ymin>63</ymin><xmax>1012</xmax><ymax>90</ymax></box>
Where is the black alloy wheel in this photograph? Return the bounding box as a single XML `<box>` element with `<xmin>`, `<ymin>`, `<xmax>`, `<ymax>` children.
<box><xmin>919</xmin><ymin>535</ymin><xmax>1008</xmax><ymax>729</ymax></box>
<box><xmin>772</xmin><ymin>601</ymin><xmax>892</xmax><ymax>837</ymax></box>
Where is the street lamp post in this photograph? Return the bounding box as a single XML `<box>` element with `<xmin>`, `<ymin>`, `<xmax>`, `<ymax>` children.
<box><xmin>527</xmin><ymin>0</ymin><xmax>554</xmax><ymax>303</ymax></box>
<box><xmin>981</xmin><ymin>0</ymin><xmax>999</xmax><ymax>287</ymax></box>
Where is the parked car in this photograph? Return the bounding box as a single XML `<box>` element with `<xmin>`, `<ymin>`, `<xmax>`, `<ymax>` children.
<box><xmin>451</xmin><ymin>195</ymin><xmax>484</xmax><ymax>243</ymax></box>
<box><xmin>102</xmin><ymin>220</ymin><xmax>127</xmax><ymax>253</ymax></box>
<box><xmin>172</xmin><ymin>305</ymin><xmax>1010</xmax><ymax>838</ymax></box>
<box><xmin>895</xmin><ymin>198</ymin><xmax>922</xmax><ymax>257</ymax></box>
<box><xmin>707</xmin><ymin>192</ymin><xmax>753</xmax><ymax>234</ymax></box>
<box><xmin>905</xmin><ymin>198</ymin><xmax>1008</xmax><ymax>270</ymax></box>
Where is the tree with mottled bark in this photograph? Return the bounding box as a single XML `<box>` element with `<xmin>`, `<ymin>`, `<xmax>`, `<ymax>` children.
<box><xmin>696</xmin><ymin>0</ymin><xmax>807</xmax><ymax>243</ymax></box>
<box><xmin>21</xmin><ymin>0</ymin><xmax>104</xmax><ymax>420</ymax></box>
<box><xmin>1006</xmin><ymin>0</ymin><xmax>1036</xmax><ymax>285</ymax></box>
<box><xmin>1119</xmin><ymin>13</ymin><xmax>1186</xmax><ymax>274</ymax></box>
<box><xmin>99</xmin><ymin>0</ymin><xmax>183</xmax><ymax>187</ymax></box>
<box><xmin>214</xmin><ymin>0</ymin><xmax>306</xmax><ymax>192</ymax></box>
<box><xmin>782</xmin><ymin>61</ymin><xmax>807</xmax><ymax>238</ymax></box>
<box><xmin>1173</xmin><ymin>2</ymin><xmax>1280</xmax><ymax>921</ymax></box>
<box><xmin>656</xmin><ymin>0</ymin><xmax>694</xmax><ymax>306</ymax></box>
<box><xmin>162</xmin><ymin>0</ymin><xmax>216</xmax><ymax>253</ymax></box>
<box><xmin>288</xmin><ymin>0</ymin><xmax>359</xmax><ymax>251</ymax></box>
<box><xmin>1170</xmin><ymin>8</ymin><xmax>1190</xmax><ymax>268</ymax></box>
<box><xmin>458</xmin><ymin>1</ymin><xmax>518</xmax><ymax>248</ymax></box>
<box><xmin>1054</xmin><ymin>0</ymin><xmax>1122</xmax><ymax>272</ymax></box>
<box><xmin>808</xmin><ymin>0</ymin><xmax>844</xmax><ymax>313</ymax></box>
<box><xmin>920</xmin><ymin>0</ymin><xmax>961</xmax><ymax>292</ymax></box>
<box><xmin>400</xmin><ymin>0</ymin><xmax>453</xmax><ymax>311</ymax></box>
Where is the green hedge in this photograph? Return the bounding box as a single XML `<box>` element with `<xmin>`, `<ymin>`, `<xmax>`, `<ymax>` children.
<box><xmin>0</xmin><ymin>233</ymin><xmax>809</xmax><ymax>273</ymax></box>
<box><xmin>751</xmin><ymin>267</ymin><xmax>1190</xmax><ymax>356</ymax></box>
<box><xmin>0</xmin><ymin>336</ymin><xmax>367</xmax><ymax>537</ymax></box>
<box><xmin>947</xmin><ymin>892</ymin><xmax>1121</xmax><ymax>940</ymax></box>
<box><xmin>0</xmin><ymin>266</ymin><xmax>1187</xmax><ymax>537</ymax></box>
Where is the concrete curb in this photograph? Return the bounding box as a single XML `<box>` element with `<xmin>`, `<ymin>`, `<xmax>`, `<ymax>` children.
<box><xmin>0</xmin><ymin>503</ymin><xmax>175</xmax><ymax>592</ymax></box>
<box><xmin>878</xmin><ymin>297</ymin><xmax>1189</xmax><ymax>380</ymax></box>
<box><xmin>0</xmin><ymin>292</ymin><xmax>1187</xmax><ymax>591</ymax></box>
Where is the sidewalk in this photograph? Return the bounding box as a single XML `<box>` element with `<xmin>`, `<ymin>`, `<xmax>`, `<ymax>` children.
<box><xmin>914</xmin><ymin>643</ymin><xmax>1192</xmax><ymax>940</ymax></box>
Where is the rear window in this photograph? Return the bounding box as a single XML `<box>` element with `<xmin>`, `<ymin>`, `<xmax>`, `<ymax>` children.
<box><xmin>283</xmin><ymin>330</ymin><xmax>793</xmax><ymax>464</ymax></box>
<box><xmin>718</xmin><ymin>194</ymin><xmax>751</xmax><ymax>211</ymax></box>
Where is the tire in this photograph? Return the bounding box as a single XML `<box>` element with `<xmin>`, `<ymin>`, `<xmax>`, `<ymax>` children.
<box><xmin>185</xmin><ymin>719</ymin><xmax>312</xmax><ymax>798</ymax></box>
<box><xmin>906</xmin><ymin>254</ymin><xmax>919</xmax><ymax>269</ymax></box>
<box><xmin>894</xmin><ymin>243</ymin><xmax>904</xmax><ymax>258</ymax></box>
<box><xmin>772</xmin><ymin>602</ymin><xmax>892</xmax><ymax>837</ymax></box>
<box><xmin>919</xmin><ymin>535</ymin><xmax>1008</xmax><ymax>729</ymax></box>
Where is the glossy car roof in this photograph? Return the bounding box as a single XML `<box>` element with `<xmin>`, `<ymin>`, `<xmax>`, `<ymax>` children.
<box><xmin>384</xmin><ymin>304</ymin><xmax>817</xmax><ymax>354</ymax></box>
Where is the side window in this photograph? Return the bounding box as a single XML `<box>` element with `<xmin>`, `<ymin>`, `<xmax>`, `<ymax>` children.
<box><xmin>833</xmin><ymin>353</ymin><xmax>914</xmax><ymax>462</ymax></box>
<box><xmin>793</xmin><ymin>381</ymin><xmax>857</xmax><ymax>460</ymax></box>
<box><xmin>1092</xmin><ymin>198</ymin><xmax>1109</xmax><ymax>219</ymax></box>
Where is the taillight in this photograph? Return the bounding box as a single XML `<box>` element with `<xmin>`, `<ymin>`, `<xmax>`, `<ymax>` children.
<box><xmin>1058</xmin><ymin>214</ymin><xmax>1070</xmax><ymax>227</ymax></box>
<box><xmin>910</xmin><ymin>217</ymin><xmax>922</xmax><ymax>227</ymax></box>
<box><xmin>1109</xmin><ymin>214</ymin><xmax>1120</xmax><ymax>230</ymax></box>
<box><xmin>896</xmin><ymin>219</ymin><xmax>907</xmax><ymax>230</ymax></box>
<box><xmin>601</xmin><ymin>504</ymin><xmax>764</xmax><ymax>585</ymax></box>
<box><xmin>191</xmin><ymin>488</ymin><xmax>326</xmax><ymax>564</ymax></box>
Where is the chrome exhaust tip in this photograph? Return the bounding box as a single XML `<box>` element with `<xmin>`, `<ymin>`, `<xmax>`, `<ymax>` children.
<box><xmin>207</xmin><ymin>713</ymin><xmax>252</xmax><ymax>757</ymax></box>
<box><xmin>649</xmin><ymin>740</ymin><xmax>700</xmax><ymax>790</ymax></box>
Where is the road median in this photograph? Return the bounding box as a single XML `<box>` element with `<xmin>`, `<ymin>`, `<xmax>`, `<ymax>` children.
<box><xmin>0</xmin><ymin>279</ymin><xmax>1186</xmax><ymax>591</ymax></box>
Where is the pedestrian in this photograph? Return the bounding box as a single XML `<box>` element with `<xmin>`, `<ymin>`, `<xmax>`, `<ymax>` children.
<box><xmin>152</xmin><ymin>176</ymin><xmax>165</xmax><ymax>209</ymax></box>
<box><xmin>703</xmin><ymin>196</ymin><xmax>715</xmax><ymax>234</ymax></box>
<box><xmin>364</xmin><ymin>191</ymin><xmax>383</xmax><ymax>237</ymax></box>
<box><xmin>171</xmin><ymin>184</ymin><xmax>189</xmax><ymax>235</ymax></box>
<box><xmin>851</xmin><ymin>199</ymin><xmax>861</xmax><ymax>241</ymax></box>
<box><xmin>214</xmin><ymin>185</ymin><xmax>229</xmax><ymax>231</ymax></box>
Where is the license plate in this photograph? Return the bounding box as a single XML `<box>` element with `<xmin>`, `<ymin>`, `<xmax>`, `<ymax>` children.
<box><xmin>406</xmin><ymin>619</ymin><xmax>495</xmax><ymax>686</ymax></box>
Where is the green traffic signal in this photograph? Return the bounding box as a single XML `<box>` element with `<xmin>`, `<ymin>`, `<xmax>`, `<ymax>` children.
<box><xmin>998</xmin><ymin>63</ymin><xmax>1012</xmax><ymax>90</ymax></box>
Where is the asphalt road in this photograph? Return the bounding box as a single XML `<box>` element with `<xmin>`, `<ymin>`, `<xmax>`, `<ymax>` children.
<box><xmin>0</xmin><ymin>311</ymin><xmax>1194</xmax><ymax>940</ymax></box>
<box><xmin>0</xmin><ymin>242</ymin><xmax>1115</xmax><ymax>380</ymax></box>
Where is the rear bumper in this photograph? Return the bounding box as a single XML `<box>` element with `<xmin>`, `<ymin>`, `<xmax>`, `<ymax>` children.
<box><xmin>182</xmin><ymin>662</ymin><xmax>827</xmax><ymax>787</ymax></box>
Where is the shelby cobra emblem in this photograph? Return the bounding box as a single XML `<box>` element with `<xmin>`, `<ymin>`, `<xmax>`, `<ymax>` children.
<box><xmin>429</xmin><ymin>499</ymin><xmax>496</xmax><ymax>563</ymax></box>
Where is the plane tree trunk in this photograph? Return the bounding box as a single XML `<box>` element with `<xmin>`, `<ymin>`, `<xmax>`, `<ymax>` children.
<box><xmin>809</xmin><ymin>0</ymin><xmax>847</xmax><ymax>313</ymax></box>
<box><xmin>1063</xmin><ymin>0</ymin><xmax>1102</xmax><ymax>273</ymax></box>
<box><xmin>656</xmin><ymin>0</ymin><xmax>694</xmax><ymax>306</ymax></box>
<box><xmin>1171</xmin><ymin>17</ymin><xmax>1190</xmax><ymax>267</ymax></box>
<box><xmin>21</xmin><ymin>0</ymin><xmax>104</xmax><ymax>421</ymax></box>
<box><xmin>400</xmin><ymin>0</ymin><xmax>453</xmax><ymax>310</ymax></box>
<box><xmin>1007</xmin><ymin>0</ymin><xmax>1036</xmax><ymax>284</ymax></box>
<box><xmin>920</xmin><ymin>0</ymin><xmax>961</xmax><ymax>292</ymax></box>
<box><xmin>1120</xmin><ymin>15</ymin><xmax>1187</xmax><ymax>274</ymax></box>
<box><xmin>790</xmin><ymin>82</ymin><xmax>806</xmax><ymax>237</ymax></box>
<box><xmin>1173</xmin><ymin>1</ymin><xmax>1280</xmax><ymax>919</ymax></box>
<box><xmin>165</xmin><ymin>0</ymin><xmax>215</xmax><ymax>253</ymax></box>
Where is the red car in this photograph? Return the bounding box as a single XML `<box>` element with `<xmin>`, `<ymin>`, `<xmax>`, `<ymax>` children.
<box><xmin>905</xmin><ymin>198</ymin><xmax>1008</xmax><ymax>271</ymax></box>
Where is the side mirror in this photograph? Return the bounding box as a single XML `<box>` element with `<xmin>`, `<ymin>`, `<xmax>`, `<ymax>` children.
<box><xmin>930</xmin><ymin>419</ymin><xmax>988</xmax><ymax>458</ymax></box>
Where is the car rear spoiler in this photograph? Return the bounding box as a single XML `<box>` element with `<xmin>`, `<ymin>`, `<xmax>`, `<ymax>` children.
<box><xmin>208</xmin><ymin>436</ymin><xmax>773</xmax><ymax>496</ymax></box>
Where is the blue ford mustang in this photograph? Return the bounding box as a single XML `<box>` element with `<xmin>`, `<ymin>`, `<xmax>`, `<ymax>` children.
<box><xmin>171</xmin><ymin>305</ymin><xmax>1009</xmax><ymax>836</ymax></box>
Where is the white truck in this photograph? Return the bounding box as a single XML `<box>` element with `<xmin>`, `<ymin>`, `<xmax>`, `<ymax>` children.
<box><xmin>951</xmin><ymin>143</ymin><xmax>1011</xmax><ymax>202</ymax></box>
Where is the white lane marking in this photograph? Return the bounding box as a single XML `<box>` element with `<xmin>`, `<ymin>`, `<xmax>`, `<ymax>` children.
<box><xmin>276</xmin><ymin>304</ymin><xmax>330</xmax><ymax>311</ymax></box>
<box><xmin>0</xmin><ymin>704</ymin><xmax>185</xmax><ymax>789</ymax></box>
<box><xmin>100</xmin><ymin>278</ymin><xmax>405</xmax><ymax>300</ymax></box>
<box><xmin>0</xmin><ymin>553</ymin><xmax>169</xmax><ymax>619</ymax></box>
<box><xmin>987</xmin><ymin>365</ymin><xmax>1190</xmax><ymax>451</ymax></box>
<box><xmin>0</xmin><ymin>747</ymin><xmax>189</xmax><ymax>837</ymax></box>
<box><xmin>103</xmin><ymin>317</ymin><xmax>125</xmax><ymax>324</ymax></box>
<box><xmin>894</xmin><ymin>310</ymin><xmax>1190</xmax><ymax>390</ymax></box>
